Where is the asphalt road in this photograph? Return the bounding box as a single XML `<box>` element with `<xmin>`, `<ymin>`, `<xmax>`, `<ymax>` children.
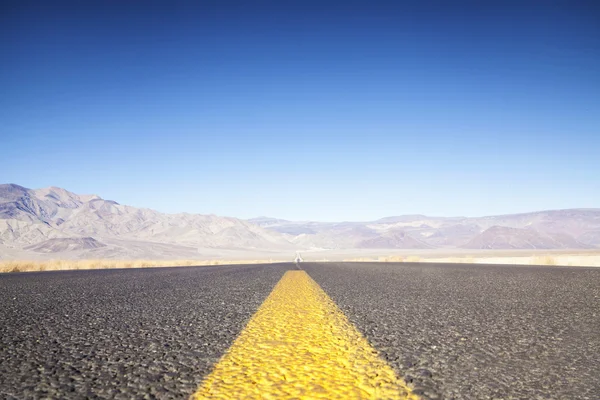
<box><xmin>1</xmin><ymin>262</ymin><xmax>599</xmax><ymax>399</ymax></box>
<box><xmin>0</xmin><ymin>264</ymin><xmax>288</xmax><ymax>399</ymax></box>
<box><xmin>303</xmin><ymin>262</ymin><xmax>600</xmax><ymax>400</ymax></box>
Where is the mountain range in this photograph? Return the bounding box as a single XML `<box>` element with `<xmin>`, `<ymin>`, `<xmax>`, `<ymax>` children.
<box><xmin>250</xmin><ymin>209</ymin><xmax>599</xmax><ymax>250</ymax></box>
<box><xmin>1</xmin><ymin>184</ymin><xmax>598</xmax><ymax>259</ymax></box>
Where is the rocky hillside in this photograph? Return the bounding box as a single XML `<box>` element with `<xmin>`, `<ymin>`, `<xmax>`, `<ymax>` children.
<box><xmin>1</xmin><ymin>184</ymin><xmax>598</xmax><ymax>259</ymax></box>
<box><xmin>0</xmin><ymin>184</ymin><xmax>294</xmax><ymax>258</ymax></box>
<box><xmin>461</xmin><ymin>226</ymin><xmax>590</xmax><ymax>250</ymax></box>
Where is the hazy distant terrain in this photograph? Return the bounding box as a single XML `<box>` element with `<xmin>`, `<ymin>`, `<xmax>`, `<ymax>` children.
<box><xmin>0</xmin><ymin>184</ymin><xmax>598</xmax><ymax>260</ymax></box>
<box><xmin>251</xmin><ymin>209</ymin><xmax>599</xmax><ymax>251</ymax></box>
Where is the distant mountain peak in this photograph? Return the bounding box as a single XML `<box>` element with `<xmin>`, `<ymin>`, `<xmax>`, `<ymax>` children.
<box><xmin>0</xmin><ymin>183</ymin><xmax>295</xmax><ymax>256</ymax></box>
<box><xmin>1</xmin><ymin>183</ymin><xmax>598</xmax><ymax>258</ymax></box>
<box><xmin>0</xmin><ymin>183</ymin><xmax>30</xmax><ymax>196</ymax></box>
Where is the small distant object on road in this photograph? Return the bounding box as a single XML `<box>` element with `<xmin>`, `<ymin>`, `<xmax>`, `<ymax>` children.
<box><xmin>294</xmin><ymin>252</ymin><xmax>303</xmax><ymax>263</ymax></box>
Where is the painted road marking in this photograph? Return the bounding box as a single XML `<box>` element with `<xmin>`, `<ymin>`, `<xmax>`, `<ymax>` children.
<box><xmin>192</xmin><ymin>270</ymin><xmax>418</xmax><ymax>399</ymax></box>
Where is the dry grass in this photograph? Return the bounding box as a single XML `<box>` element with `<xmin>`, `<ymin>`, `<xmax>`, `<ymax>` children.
<box><xmin>379</xmin><ymin>256</ymin><xmax>404</xmax><ymax>262</ymax></box>
<box><xmin>0</xmin><ymin>259</ymin><xmax>284</xmax><ymax>274</ymax></box>
<box><xmin>371</xmin><ymin>253</ymin><xmax>600</xmax><ymax>267</ymax></box>
<box><xmin>343</xmin><ymin>257</ymin><xmax>377</xmax><ymax>262</ymax></box>
<box><xmin>531</xmin><ymin>255</ymin><xmax>557</xmax><ymax>266</ymax></box>
<box><xmin>445</xmin><ymin>256</ymin><xmax>476</xmax><ymax>264</ymax></box>
<box><xmin>344</xmin><ymin>255</ymin><xmax>422</xmax><ymax>263</ymax></box>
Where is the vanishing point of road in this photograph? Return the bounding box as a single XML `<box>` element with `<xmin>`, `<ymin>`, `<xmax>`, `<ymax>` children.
<box><xmin>1</xmin><ymin>262</ymin><xmax>598</xmax><ymax>399</ymax></box>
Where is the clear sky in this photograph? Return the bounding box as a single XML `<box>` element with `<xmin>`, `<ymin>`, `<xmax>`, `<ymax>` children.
<box><xmin>2</xmin><ymin>1</ymin><xmax>599</xmax><ymax>221</ymax></box>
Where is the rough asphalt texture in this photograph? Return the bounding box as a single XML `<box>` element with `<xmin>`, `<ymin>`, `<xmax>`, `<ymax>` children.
<box><xmin>0</xmin><ymin>264</ymin><xmax>288</xmax><ymax>399</ymax></box>
<box><xmin>1</xmin><ymin>262</ymin><xmax>599</xmax><ymax>399</ymax></box>
<box><xmin>303</xmin><ymin>262</ymin><xmax>600</xmax><ymax>400</ymax></box>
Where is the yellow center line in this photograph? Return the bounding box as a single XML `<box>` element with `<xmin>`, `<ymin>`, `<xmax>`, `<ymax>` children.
<box><xmin>192</xmin><ymin>270</ymin><xmax>418</xmax><ymax>399</ymax></box>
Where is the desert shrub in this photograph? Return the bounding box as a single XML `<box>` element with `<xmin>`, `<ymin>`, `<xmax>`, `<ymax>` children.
<box><xmin>532</xmin><ymin>255</ymin><xmax>557</xmax><ymax>265</ymax></box>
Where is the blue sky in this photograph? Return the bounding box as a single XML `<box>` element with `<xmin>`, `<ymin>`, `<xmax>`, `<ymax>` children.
<box><xmin>2</xmin><ymin>1</ymin><xmax>599</xmax><ymax>221</ymax></box>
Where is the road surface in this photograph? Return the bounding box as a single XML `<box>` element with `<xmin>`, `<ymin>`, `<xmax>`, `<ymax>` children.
<box><xmin>1</xmin><ymin>262</ymin><xmax>598</xmax><ymax>399</ymax></box>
